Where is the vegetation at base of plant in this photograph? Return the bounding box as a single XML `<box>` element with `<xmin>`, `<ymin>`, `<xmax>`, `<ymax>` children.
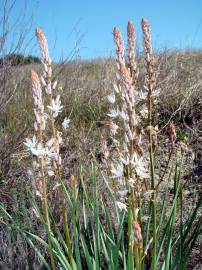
<box><xmin>1</xmin><ymin>162</ymin><xmax>201</xmax><ymax>269</ymax></box>
<box><xmin>176</xmin><ymin>129</ymin><xmax>186</xmax><ymax>142</ymax></box>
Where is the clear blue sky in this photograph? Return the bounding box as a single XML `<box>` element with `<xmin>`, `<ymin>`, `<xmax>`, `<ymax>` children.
<box><xmin>10</xmin><ymin>0</ymin><xmax>202</xmax><ymax>60</ymax></box>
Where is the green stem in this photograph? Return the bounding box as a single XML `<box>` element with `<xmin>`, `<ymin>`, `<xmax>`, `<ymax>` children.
<box><xmin>150</xmin><ymin>149</ymin><xmax>157</xmax><ymax>270</ymax></box>
<box><xmin>128</xmin><ymin>204</ymin><xmax>135</xmax><ymax>270</ymax></box>
<box><xmin>39</xmin><ymin>158</ymin><xmax>57</xmax><ymax>270</ymax></box>
<box><xmin>62</xmin><ymin>195</ymin><xmax>76</xmax><ymax>269</ymax></box>
<box><xmin>57</xmin><ymin>174</ymin><xmax>76</xmax><ymax>269</ymax></box>
<box><xmin>46</xmin><ymin>88</ymin><xmax>75</xmax><ymax>268</ymax></box>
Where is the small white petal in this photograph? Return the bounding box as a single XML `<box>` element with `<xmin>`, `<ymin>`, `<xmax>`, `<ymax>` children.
<box><xmin>107</xmin><ymin>108</ymin><xmax>120</xmax><ymax>118</ymax></box>
<box><xmin>36</xmin><ymin>190</ymin><xmax>42</xmax><ymax>197</ymax></box>
<box><xmin>40</xmin><ymin>76</ymin><xmax>46</xmax><ymax>86</ymax></box>
<box><xmin>52</xmin><ymin>80</ymin><xmax>58</xmax><ymax>90</ymax></box>
<box><xmin>46</xmin><ymin>83</ymin><xmax>52</xmax><ymax>94</ymax></box>
<box><xmin>107</xmin><ymin>92</ymin><xmax>116</xmax><ymax>104</ymax></box>
<box><xmin>47</xmin><ymin>95</ymin><xmax>63</xmax><ymax>118</ymax></box>
<box><xmin>48</xmin><ymin>170</ymin><xmax>55</xmax><ymax>176</ymax></box>
<box><xmin>111</xmin><ymin>163</ymin><xmax>123</xmax><ymax>179</ymax></box>
<box><xmin>116</xmin><ymin>201</ymin><xmax>127</xmax><ymax>211</ymax></box>
<box><xmin>128</xmin><ymin>178</ymin><xmax>136</xmax><ymax>187</ymax></box>
<box><xmin>53</xmin><ymin>183</ymin><xmax>61</xmax><ymax>191</ymax></box>
<box><xmin>120</xmin><ymin>156</ymin><xmax>130</xmax><ymax>165</ymax></box>
<box><xmin>62</xmin><ymin>117</ymin><xmax>70</xmax><ymax>129</ymax></box>
<box><xmin>117</xmin><ymin>190</ymin><xmax>128</xmax><ymax>198</ymax></box>
<box><xmin>57</xmin><ymin>131</ymin><xmax>62</xmax><ymax>144</ymax></box>
<box><xmin>113</xmin><ymin>83</ymin><xmax>120</xmax><ymax>94</ymax></box>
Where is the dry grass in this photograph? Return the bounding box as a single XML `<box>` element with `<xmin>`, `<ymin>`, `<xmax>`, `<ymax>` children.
<box><xmin>0</xmin><ymin>46</ymin><xmax>201</xmax><ymax>270</ymax></box>
<box><xmin>0</xmin><ymin>50</ymin><xmax>201</xmax><ymax>177</ymax></box>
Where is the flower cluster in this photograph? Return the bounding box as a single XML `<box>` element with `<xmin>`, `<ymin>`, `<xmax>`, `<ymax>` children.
<box><xmin>24</xmin><ymin>27</ymin><xmax>70</xmax><ymax>197</ymax></box>
<box><xmin>105</xmin><ymin>20</ymin><xmax>159</xmax><ymax>212</ymax></box>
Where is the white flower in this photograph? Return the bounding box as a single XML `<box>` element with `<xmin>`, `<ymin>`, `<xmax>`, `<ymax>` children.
<box><xmin>24</xmin><ymin>137</ymin><xmax>47</xmax><ymax>157</ymax></box>
<box><xmin>120</xmin><ymin>110</ymin><xmax>128</xmax><ymax>121</ymax></box>
<box><xmin>128</xmin><ymin>178</ymin><xmax>136</xmax><ymax>187</ymax></box>
<box><xmin>57</xmin><ymin>131</ymin><xmax>62</xmax><ymax>144</ymax></box>
<box><xmin>109</xmin><ymin>121</ymin><xmax>119</xmax><ymax>136</ymax></box>
<box><xmin>45</xmin><ymin>139</ymin><xmax>56</xmax><ymax>158</ymax></box>
<box><xmin>137</xmin><ymin>133</ymin><xmax>142</xmax><ymax>146</ymax></box>
<box><xmin>24</xmin><ymin>136</ymin><xmax>38</xmax><ymax>151</ymax></box>
<box><xmin>120</xmin><ymin>156</ymin><xmax>130</xmax><ymax>165</ymax></box>
<box><xmin>40</xmin><ymin>76</ymin><xmax>46</xmax><ymax>86</ymax></box>
<box><xmin>131</xmin><ymin>114</ymin><xmax>140</xmax><ymax>126</ymax></box>
<box><xmin>111</xmin><ymin>163</ymin><xmax>123</xmax><ymax>179</ymax></box>
<box><xmin>131</xmin><ymin>153</ymin><xmax>150</xmax><ymax>179</ymax></box>
<box><xmin>113</xmin><ymin>83</ymin><xmax>120</xmax><ymax>94</ymax></box>
<box><xmin>46</xmin><ymin>83</ymin><xmax>52</xmax><ymax>95</ymax></box>
<box><xmin>107</xmin><ymin>92</ymin><xmax>116</xmax><ymax>104</ymax></box>
<box><xmin>46</xmin><ymin>138</ymin><xmax>54</xmax><ymax>148</ymax></box>
<box><xmin>143</xmin><ymin>190</ymin><xmax>154</xmax><ymax>200</ymax></box>
<box><xmin>123</xmin><ymin>143</ymin><xmax>129</xmax><ymax>153</ymax></box>
<box><xmin>45</xmin><ymin>147</ymin><xmax>56</xmax><ymax>158</ymax></box>
<box><xmin>32</xmin><ymin>160</ymin><xmax>39</xmax><ymax>169</ymax></box>
<box><xmin>116</xmin><ymin>201</ymin><xmax>127</xmax><ymax>211</ymax></box>
<box><xmin>36</xmin><ymin>190</ymin><xmax>42</xmax><ymax>198</ymax></box>
<box><xmin>116</xmin><ymin>72</ymin><xmax>121</xmax><ymax>80</ymax></box>
<box><xmin>137</xmin><ymin>169</ymin><xmax>150</xmax><ymax>179</ymax></box>
<box><xmin>62</xmin><ymin>117</ymin><xmax>70</xmax><ymax>129</ymax></box>
<box><xmin>47</xmin><ymin>95</ymin><xmax>63</xmax><ymax>118</ymax></box>
<box><xmin>52</xmin><ymin>80</ymin><xmax>58</xmax><ymax>90</ymax></box>
<box><xmin>47</xmin><ymin>170</ymin><xmax>55</xmax><ymax>176</ymax></box>
<box><xmin>24</xmin><ymin>136</ymin><xmax>46</xmax><ymax>157</ymax></box>
<box><xmin>53</xmin><ymin>183</ymin><xmax>61</xmax><ymax>191</ymax></box>
<box><xmin>131</xmin><ymin>153</ymin><xmax>146</xmax><ymax>167</ymax></box>
<box><xmin>127</xmin><ymin>129</ymin><xmax>133</xmax><ymax>141</ymax></box>
<box><xmin>26</xmin><ymin>142</ymin><xmax>46</xmax><ymax>157</ymax></box>
<box><xmin>34</xmin><ymin>143</ymin><xmax>47</xmax><ymax>157</ymax></box>
<box><xmin>117</xmin><ymin>189</ymin><xmax>128</xmax><ymax>198</ymax></box>
<box><xmin>107</xmin><ymin>108</ymin><xmax>120</xmax><ymax>118</ymax></box>
<box><xmin>135</xmin><ymin>90</ymin><xmax>147</xmax><ymax>101</ymax></box>
<box><xmin>152</xmin><ymin>88</ymin><xmax>160</xmax><ymax>97</ymax></box>
<box><xmin>140</xmin><ymin>105</ymin><xmax>148</xmax><ymax>118</ymax></box>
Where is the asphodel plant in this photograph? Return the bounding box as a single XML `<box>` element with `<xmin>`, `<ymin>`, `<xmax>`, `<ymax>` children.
<box><xmin>35</xmin><ymin>28</ymin><xmax>76</xmax><ymax>269</ymax></box>
<box><xmin>24</xmin><ymin>28</ymin><xmax>75</xmax><ymax>270</ymax></box>
<box><xmin>106</xmin><ymin>19</ymin><xmax>159</xmax><ymax>269</ymax></box>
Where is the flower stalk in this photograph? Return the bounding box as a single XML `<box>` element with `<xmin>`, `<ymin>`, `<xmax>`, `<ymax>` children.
<box><xmin>142</xmin><ymin>18</ymin><xmax>157</xmax><ymax>270</ymax></box>
<box><xmin>108</xmin><ymin>20</ymin><xmax>152</xmax><ymax>270</ymax></box>
<box><xmin>30</xmin><ymin>70</ymin><xmax>57</xmax><ymax>270</ymax></box>
<box><xmin>106</xmin><ymin>18</ymin><xmax>159</xmax><ymax>269</ymax></box>
<box><xmin>35</xmin><ymin>27</ymin><xmax>75</xmax><ymax>269</ymax></box>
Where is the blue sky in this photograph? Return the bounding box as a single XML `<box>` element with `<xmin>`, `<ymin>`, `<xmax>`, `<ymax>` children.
<box><xmin>9</xmin><ymin>0</ymin><xmax>202</xmax><ymax>60</ymax></box>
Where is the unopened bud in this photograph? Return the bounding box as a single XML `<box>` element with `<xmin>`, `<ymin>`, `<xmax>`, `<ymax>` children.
<box><xmin>133</xmin><ymin>221</ymin><xmax>142</xmax><ymax>248</ymax></box>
